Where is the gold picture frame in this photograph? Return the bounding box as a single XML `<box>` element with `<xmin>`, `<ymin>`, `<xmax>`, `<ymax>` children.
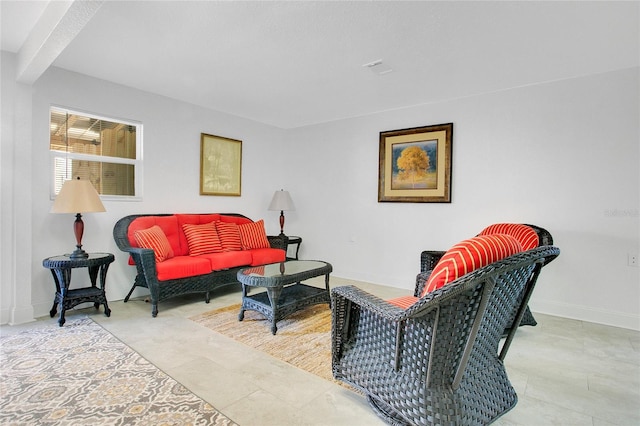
<box><xmin>200</xmin><ymin>133</ymin><xmax>242</xmax><ymax>196</ymax></box>
<box><xmin>378</xmin><ymin>123</ymin><xmax>453</xmax><ymax>203</ymax></box>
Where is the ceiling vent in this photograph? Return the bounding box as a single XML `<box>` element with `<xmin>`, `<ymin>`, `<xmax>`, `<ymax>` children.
<box><xmin>363</xmin><ymin>59</ymin><xmax>393</xmax><ymax>75</ymax></box>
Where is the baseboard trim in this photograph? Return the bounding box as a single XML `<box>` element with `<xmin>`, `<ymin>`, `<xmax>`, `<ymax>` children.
<box><xmin>532</xmin><ymin>299</ymin><xmax>640</xmax><ymax>331</ymax></box>
<box><xmin>0</xmin><ymin>305</ymin><xmax>36</xmax><ymax>326</ymax></box>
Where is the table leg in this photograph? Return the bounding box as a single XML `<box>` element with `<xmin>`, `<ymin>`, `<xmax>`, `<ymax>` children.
<box><xmin>98</xmin><ymin>263</ymin><xmax>111</xmax><ymax>317</ymax></box>
<box><xmin>88</xmin><ymin>265</ymin><xmax>100</xmax><ymax>312</ymax></box>
<box><xmin>266</xmin><ymin>286</ymin><xmax>283</xmax><ymax>335</ymax></box>
<box><xmin>52</xmin><ymin>268</ymin><xmax>72</xmax><ymax>327</ymax></box>
<box><xmin>239</xmin><ymin>284</ymin><xmax>247</xmax><ymax>321</ymax></box>
<box><xmin>50</xmin><ymin>298</ymin><xmax>58</xmax><ymax>317</ymax></box>
<box><xmin>325</xmin><ymin>273</ymin><xmax>331</xmax><ymax>308</ymax></box>
<box><xmin>49</xmin><ymin>270</ymin><xmax>61</xmax><ymax>317</ymax></box>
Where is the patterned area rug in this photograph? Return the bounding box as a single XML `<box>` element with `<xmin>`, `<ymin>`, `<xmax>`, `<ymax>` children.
<box><xmin>191</xmin><ymin>303</ymin><xmax>336</xmax><ymax>383</ymax></box>
<box><xmin>0</xmin><ymin>318</ymin><xmax>236</xmax><ymax>425</ymax></box>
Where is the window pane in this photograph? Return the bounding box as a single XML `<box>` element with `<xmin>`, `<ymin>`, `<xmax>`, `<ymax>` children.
<box><xmin>50</xmin><ymin>108</ymin><xmax>136</xmax><ymax>160</ymax></box>
<box><xmin>50</xmin><ymin>106</ymin><xmax>141</xmax><ymax>199</ymax></box>
<box><xmin>69</xmin><ymin>159</ymin><xmax>136</xmax><ymax>196</ymax></box>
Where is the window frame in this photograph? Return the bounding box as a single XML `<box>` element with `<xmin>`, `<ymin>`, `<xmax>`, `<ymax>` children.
<box><xmin>49</xmin><ymin>105</ymin><xmax>143</xmax><ymax>201</ymax></box>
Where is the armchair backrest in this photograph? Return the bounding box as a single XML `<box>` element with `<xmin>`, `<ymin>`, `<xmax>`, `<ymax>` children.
<box><xmin>406</xmin><ymin>246</ymin><xmax>559</xmax><ymax>387</ymax></box>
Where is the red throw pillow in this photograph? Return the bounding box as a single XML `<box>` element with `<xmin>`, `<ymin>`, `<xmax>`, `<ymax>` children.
<box><xmin>134</xmin><ymin>225</ymin><xmax>174</xmax><ymax>263</ymax></box>
<box><xmin>238</xmin><ymin>220</ymin><xmax>270</xmax><ymax>250</ymax></box>
<box><xmin>479</xmin><ymin>223</ymin><xmax>539</xmax><ymax>251</ymax></box>
<box><xmin>215</xmin><ymin>221</ymin><xmax>243</xmax><ymax>252</ymax></box>
<box><xmin>182</xmin><ymin>222</ymin><xmax>223</xmax><ymax>256</ymax></box>
<box><xmin>422</xmin><ymin>234</ymin><xmax>523</xmax><ymax>297</ymax></box>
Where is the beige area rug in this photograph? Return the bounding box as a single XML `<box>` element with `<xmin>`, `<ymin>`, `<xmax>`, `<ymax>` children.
<box><xmin>191</xmin><ymin>304</ymin><xmax>337</xmax><ymax>384</ymax></box>
<box><xmin>0</xmin><ymin>318</ymin><xmax>236</xmax><ymax>425</ymax></box>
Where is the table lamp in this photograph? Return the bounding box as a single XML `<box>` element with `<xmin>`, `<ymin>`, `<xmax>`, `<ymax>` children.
<box><xmin>268</xmin><ymin>189</ymin><xmax>295</xmax><ymax>236</ymax></box>
<box><xmin>51</xmin><ymin>177</ymin><xmax>106</xmax><ymax>259</ymax></box>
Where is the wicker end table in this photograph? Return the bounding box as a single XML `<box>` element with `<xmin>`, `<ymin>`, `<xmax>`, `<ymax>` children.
<box><xmin>237</xmin><ymin>260</ymin><xmax>332</xmax><ymax>335</ymax></box>
<box><xmin>43</xmin><ymin>252</ymin><xmax>114</xmax><ymax>326</ymax></box>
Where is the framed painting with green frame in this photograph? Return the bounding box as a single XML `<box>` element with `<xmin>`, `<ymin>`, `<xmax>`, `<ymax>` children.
<box><xmin>378</xmin><ymin>123</ymin><xmax>453</xmax><ymax>203</ymax></box>
<box><xmin>200</xmin><ymin>133</ymin><xmax>242</xmax><ymax>196</ymax></box>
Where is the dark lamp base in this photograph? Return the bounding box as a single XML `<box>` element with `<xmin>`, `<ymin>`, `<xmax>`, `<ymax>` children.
<box><xmin>69</xmin><ymin>248</ymin><xmax>89</xmax><ymax>259</ymax></box>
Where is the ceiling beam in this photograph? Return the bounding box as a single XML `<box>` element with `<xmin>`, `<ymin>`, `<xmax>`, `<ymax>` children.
<box><xmin>16</xmin><ymin>0</ymin><xmax>103</xmax><ymax>84</ymax></box>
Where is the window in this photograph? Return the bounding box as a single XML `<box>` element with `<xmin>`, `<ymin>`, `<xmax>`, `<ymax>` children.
<box><xmin>50</xmin><ymin>107</ymin><xmax>142</xmax><ymax>199</ymax></box>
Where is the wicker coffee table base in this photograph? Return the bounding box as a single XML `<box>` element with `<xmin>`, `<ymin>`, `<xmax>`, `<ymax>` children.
<box><xmin>237</xmin><ymin>260</ymin><xmax>332</xmax><ymax>335</ymax></box>
<box><xmin>240</xmin><ymin>284</ymin><xmax>329</xmax><ymax>334</ymax></box>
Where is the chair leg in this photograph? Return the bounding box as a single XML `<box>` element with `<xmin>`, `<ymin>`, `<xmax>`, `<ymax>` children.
<box><xmin>123</xmin><ymin>282</ymin><xmax>137</xmax><ymax>303</ymax></box>
<box><xmin>518</xmin><ymin>305</ymin><xmax>537</xmax><ymax>327</ymax></box>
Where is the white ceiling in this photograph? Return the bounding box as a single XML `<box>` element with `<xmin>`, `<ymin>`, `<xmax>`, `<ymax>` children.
<box><xmin>2</xmin><ymin>1</ymin><xmax>638</xmax><ymax>129</ymax></box>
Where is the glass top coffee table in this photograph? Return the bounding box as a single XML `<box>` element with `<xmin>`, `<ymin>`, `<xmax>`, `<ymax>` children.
<box><xmin>237</xmin><ymin>260</ymin><xmax>332</xmax><ymax>335</ymax></box>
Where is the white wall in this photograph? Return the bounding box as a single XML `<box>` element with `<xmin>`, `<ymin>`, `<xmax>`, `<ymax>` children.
<box><xmin>1</xmin><ymin>54</ymin><xmax>287</xmax><ymax>323</ymax></box>
<box><xmin>2</xmin><ymin>49</ymin><xmax>638</xmax><ymax>330</ymax></box>
<box><xmin>285</xmin><ymin>68</ymin><xmax>640</xmax><ymax>330</ymax></box>
<box><xmin>1</xmin><ymin>52</ymin><xmax>35</xmax><ymax>324</ymax></box>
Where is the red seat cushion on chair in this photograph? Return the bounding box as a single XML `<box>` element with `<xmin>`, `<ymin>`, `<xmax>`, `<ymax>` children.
<box><xmin>421</xmin><ymin>234</ymin><xmax>523</xmax><ymax>297</ymax></box>
<box><xmin>388</xmin><ymin>295</ymin><xmax>420</xmax><ymax>309</ymax></box>
<box><xmin>479</xmin><ymin>223</ymin><xmax>539</xmax><ymax>251</ymax></box>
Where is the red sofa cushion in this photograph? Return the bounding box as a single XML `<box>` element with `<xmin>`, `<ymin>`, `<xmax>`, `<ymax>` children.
<box><xmin>197</xmin><ymin>250</ymin><xmax>253</xmax><ymax>271</ymax></box>
<box><xmin>249</xmin><ymin>248</ymin><xmax>286</xmax><ymax>266</ymax></box>
<box><xmin>133</xmin><ymin>225</ymin><xmax>174</xmax><ymax>263</ymax></box>
<box><xmin>127</xmin><ymin>216</ymin><xmax>182</xmax><ymax>264</ymax></box>
<box><xmin>422</xmin><ymin>234</ymin><xmax>523</xmax><ymax>297</ymax></box>
<box><xmin>239</xmin><ymin>219</ymin><xmax>271</xmax><ymax>250</ymax></box>
<box><xmin>182</xmin><ymin>222</ymin><xmax>223</xmax><ymax>255</ymax></box>
<box><xmin>219</xmin><ymin>215</ymin><xmax>252</xmax><ymax>225</ymax></box>
<box><xmin>176</xmin><ymin>214</ymin><xmax>222</xmax><ymax>255</ymax></box>
<box><xmin>155</xmin><ymin>256</ymin><xmax>211</xmax><ymax>281</ymax></box>
<box><xmin>216</xmin><ymin>221</ymin><xmax>243</xmax><ymax>251</ymax></box>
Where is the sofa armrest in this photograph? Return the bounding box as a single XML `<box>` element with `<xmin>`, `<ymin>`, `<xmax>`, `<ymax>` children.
<box><xmin>267</xmin><ymin>235</ymin><xmax>288</xmax><ymax>251</ymax></box>
<box><xmin>126</xmin><ymin>247</ymin><xmax>157</xmax><ymax>283</ymax></box>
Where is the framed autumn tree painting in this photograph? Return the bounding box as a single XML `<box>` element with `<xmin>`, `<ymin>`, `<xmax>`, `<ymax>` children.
<box><xmin>378</xmin><ymin>123</ymin><xmax>453</xmax><ymax>203</ymax></box>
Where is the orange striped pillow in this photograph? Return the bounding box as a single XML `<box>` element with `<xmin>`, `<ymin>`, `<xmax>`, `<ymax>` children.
<box><xmin>479</xmin><ymin>223</ymin><xmax>539</xmax><ymax>250</ymax></box>
<box><xmin>422</xmin><ymin>234</ymin><xmax>523</xmax><ymax>297</ymax></box>
<box><xmin>215</xmin><ymin>221</ymin><xmax>243</xmax><ymax>252</ymax></box>
<box><xmin>238</xmin><ymin>220</ymin><xmax>270</xmax><ymax>250</ymax></box>
<box><xmin>182</xmin><ymin>222</ymin><xmax>223</xmax><ymax>256</ymax></box>
<box><xmin>134</xmin><ymin>225</ymin><xmax>174</xmax><ymax>263</ymax></box>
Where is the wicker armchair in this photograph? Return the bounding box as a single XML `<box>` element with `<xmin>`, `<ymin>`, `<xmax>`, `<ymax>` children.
<box><xmin>416</xmin><ymin>224</ymin><xmax>553</xmax><ymax>333</ymax></box>
<box><xmin>332</xmin><ymin>245</ymin><xmax>560</xmax><ymax>425</ymax></box>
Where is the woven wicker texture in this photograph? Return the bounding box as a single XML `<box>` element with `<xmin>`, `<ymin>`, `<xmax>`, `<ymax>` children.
<box><xmin>332</xmin><ymin>246</ymin><xmax>560</xmax><ymax>425</ymax></box>
<box><xmin>113</xmin><ymin>214</ymin><xmax>287</xmax><ymax>317</ymax></box>
<box><xmin>416</xmin><ymin>224</ymin><xmax>554</xmax><ymax>332</ymax></box>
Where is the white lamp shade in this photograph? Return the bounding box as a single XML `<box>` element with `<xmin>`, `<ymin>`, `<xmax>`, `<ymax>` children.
<box><xmin>51</xmin><ymin>179</ymin><xmax>106</xmax><ymax>214</ymax></box>
<box><xmin>268</xmin><ymin>190</ymin><xmax>295</xmax><ymax>211</ymax></box>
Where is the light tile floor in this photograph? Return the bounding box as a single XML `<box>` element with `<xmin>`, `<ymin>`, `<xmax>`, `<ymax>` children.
<box><xmin>3</xmin><ymin>277</ymin><xmax>639</xmax><ymax>425</ymax></box>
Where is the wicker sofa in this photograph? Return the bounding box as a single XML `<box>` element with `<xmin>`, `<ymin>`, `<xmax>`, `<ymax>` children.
<box><xmin>113</xmin><ymin>213</ymin><xmax>286</xmax><ymax>317</ymax></box>
<box><xmin>332</xmin><ymin>244</ymin><xmax>560</xmax><ymax>425</ymax></box>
